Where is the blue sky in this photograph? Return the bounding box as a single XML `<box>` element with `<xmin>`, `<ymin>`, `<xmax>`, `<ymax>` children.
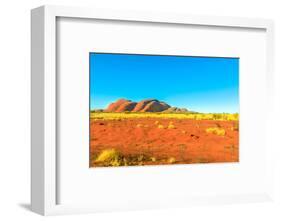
<box><xmin>90</xmin><ymin>53</ymin><xmax>239</xmax><ymax>113</ymax></box>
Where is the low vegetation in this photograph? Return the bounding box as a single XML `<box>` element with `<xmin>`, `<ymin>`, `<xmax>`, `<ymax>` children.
<box><xmin>93</xmin><ymin>148</ymin><xmax>178</xmax><ymax>167</ymax></box>
<box><xmin>206</xmin><ymin>127</ymin><xmax>226</xmax><ymax>136</ymax></box>
<box><xmin>167</xmin><ymin>157</ymin><xmax>176</xmax><ymax>164</ymax></box>
<box><xmin>168</xmin><ymin>124</ymin><xmax>176</xmax><ymax>129</ymax></box>
<box><xmin>136</xmin><ymin>123</ymin><xmax>143</xmax><ymax>128</ymax></box>
<box><xmin>91</xmin><ymin>112</ymin><xmax>239</xmax><ymax>121</ymax></box>
<box><xmin>94</xmin><ymin>149</ymin><xmax>122</xmax><ymax>167</ymax></box>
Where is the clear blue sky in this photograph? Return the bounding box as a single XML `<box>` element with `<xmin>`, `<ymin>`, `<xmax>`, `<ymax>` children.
<box><xmin>90</xmin><ymin>53</ymin><xmax>239</xmax><ymax>113</ymax></box>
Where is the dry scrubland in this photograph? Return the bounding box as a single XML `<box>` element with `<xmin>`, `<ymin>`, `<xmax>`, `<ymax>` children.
<box><xmin>90</xmin><ymin>112</ymin><xmax>239</xmax><ymax>167</ymax></box>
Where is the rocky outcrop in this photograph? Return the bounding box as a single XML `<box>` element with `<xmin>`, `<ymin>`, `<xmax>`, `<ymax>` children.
<box><xmin>115</xmin><ymin>101</ymin><xmax>137</xmax><ymax>112</ymax></box>
<box><xmin>163</xmin><ymin>107</ymin><xmax>189</xmax><ymax>113</ymax></box>
<box><xmin>106</xmin><ymin>99</ymin><xmax>130</xmax><ymax>112</ymax></box>
<box><xmin>140</xmin><ymin>100</ymin><xmax>170</xmax><ymax>112</ymax></box>
<box><xmin>105</xmin><ymin>98</ymin><xmax>172</xmax><ymax>113</ymax></box>
<box><xmin>132</xmin><ymin>99</ymin><xmax>159</xmax><ymax>112</ymax></box>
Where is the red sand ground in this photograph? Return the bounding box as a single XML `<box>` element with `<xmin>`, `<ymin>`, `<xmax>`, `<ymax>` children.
<box><xmin>90</xmin><ymin>118</ymin><xmax>239</xmax><ymax>167</ymax></box>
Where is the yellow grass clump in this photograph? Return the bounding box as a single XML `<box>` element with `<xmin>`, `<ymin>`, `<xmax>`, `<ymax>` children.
<box><xmin>154</xmin><ymin>120</ymin><xmax>159</xmax><ymax>125</ymax></box>
<box><xmin>167</xmin><ymin>121</ymin><xmax>176</xmax><ymax>129</ymax></box>
<box><xmin>206</xmin><ymin>127</ymin><xmax>226</xmax><ymax>136</ymax></box>
<box><xmin>167</xmin><ymin>157</ymin><xmax>176</xmax><ymax>164</ymax></box>
<box><xmin>136</xmin><ymin>123</ymin><xmax>143</xmax><ymax>128</ymax></box>
<box><xmin>158</xmin><ymin>124</ymin><xmax>165</xmax><ymax>129</ymax></box>
<box><xmin>94</xmin><ymin>149</ymin><xmax>121</xmax><ymax>166</ymax></box>
<box><xmin>168</xmin><ymin>124</ymin><xmax>176</xmax><ymax>129</ymax></box>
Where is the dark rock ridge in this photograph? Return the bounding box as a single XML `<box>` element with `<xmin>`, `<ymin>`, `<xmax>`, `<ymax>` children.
<box><xmin>140</xmin><ymin>100</ymin><xmax>170</xmax><ymax>112</ymax></box>
<box><xmin>115</xmin><ymin>101</ymin><xmax>137</xmax><ymax>112</ymax></box>
<box><xmin>162</xmin><ymin>107</ymin><xmax>189</xmax><ymax>113</ymax></box>
<box><xmin>104</xmin><ymin>98</ymin><xmax>189</xmax><ymax>113</ymax></box>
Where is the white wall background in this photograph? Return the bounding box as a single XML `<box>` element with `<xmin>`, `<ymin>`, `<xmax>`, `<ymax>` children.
<box><xmin>0</xmin><ymin>0</ymin><xmax>280</xmax><ymax>220</ymax></box>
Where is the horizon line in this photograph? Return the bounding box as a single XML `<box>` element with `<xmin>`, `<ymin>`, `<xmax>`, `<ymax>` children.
<box><xmin>90</xmin><ymin>97</ymin><xmax>239</xmax><ymax>114</ymax></box>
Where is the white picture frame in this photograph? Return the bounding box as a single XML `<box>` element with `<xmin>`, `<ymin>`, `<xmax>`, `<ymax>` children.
<box><xmin>31</xmin><ymin>5</ymin><xmax>274</xmax><ymax>216</ymax></box>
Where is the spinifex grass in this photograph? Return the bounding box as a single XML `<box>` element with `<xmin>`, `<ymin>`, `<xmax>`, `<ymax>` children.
<box><xmin>91</xmin><ymin>112</ymin><xmax>239</xmax><ymax>121</ymax></box>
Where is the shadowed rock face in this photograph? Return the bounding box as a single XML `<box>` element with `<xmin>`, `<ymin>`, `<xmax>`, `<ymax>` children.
<box><xmin>132</xmin><ymin>99</ymin><xmax>159</xmax><ymax>112</ymax></box>
<box><xmin>115</xmin><ymin>101</ymin><xmax>137</xmax><ymax>112</ymax></box>
<box><xmin>105</xmin><ymin>98</ymin><xmax>171</xmax><ymax>112</ymax></box>
<box><xmin>106</xmin><ymin>99</ymin><xmax>129</xmax><ymax>112</ymax></box>
<box><xmin>140</xmin><ymin>101</ymin><xmax>170</xmax><ymax>112</ymax></box>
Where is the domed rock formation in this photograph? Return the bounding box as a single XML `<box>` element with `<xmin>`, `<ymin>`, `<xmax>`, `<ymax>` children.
<box><xmin>132</xmin><ymin>99</ymin><xmax>159</xmax><ymax>112</ymax></box>
<box><xmin>106</xmin><ymin>99</ymin><xmax>130</xmax><ymax>112</ymax></box>
<box><xmin>140</xmin><ymin>100</ymin><xmax>170</xmax><ymax>112</ymax></box>
<box><xmin>105</xmin><ymin>98</ymin><xmax>172</xmax><ymax>113</ymax></box>
<box><xmin>115</xmin><ymin>101</ymin><xmax>137</xmax><ymax>112</ymax></box>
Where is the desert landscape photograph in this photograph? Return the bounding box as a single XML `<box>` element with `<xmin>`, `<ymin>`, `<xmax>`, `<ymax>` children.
<box><xmin>90</xmin><ymin>53</ymin><xmax>239</xmax><ymax>167</ymax></box>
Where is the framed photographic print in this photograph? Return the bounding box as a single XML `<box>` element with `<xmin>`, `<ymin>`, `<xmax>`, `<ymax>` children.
<box><xmin>31</xmin><ymin>5</ymin><xmax>274</xmax><ymax>215</ymax></box>
<box><xmin>89</xmin><ymin>53</ymin><xmax>239</xmax><ymax>167</ymax></box>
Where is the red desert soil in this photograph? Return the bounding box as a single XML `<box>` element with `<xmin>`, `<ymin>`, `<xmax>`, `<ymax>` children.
<box><xmin>90</xmin><ymin>118</ymin><xmax>239</xmax><ymax>167</ymax></box>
